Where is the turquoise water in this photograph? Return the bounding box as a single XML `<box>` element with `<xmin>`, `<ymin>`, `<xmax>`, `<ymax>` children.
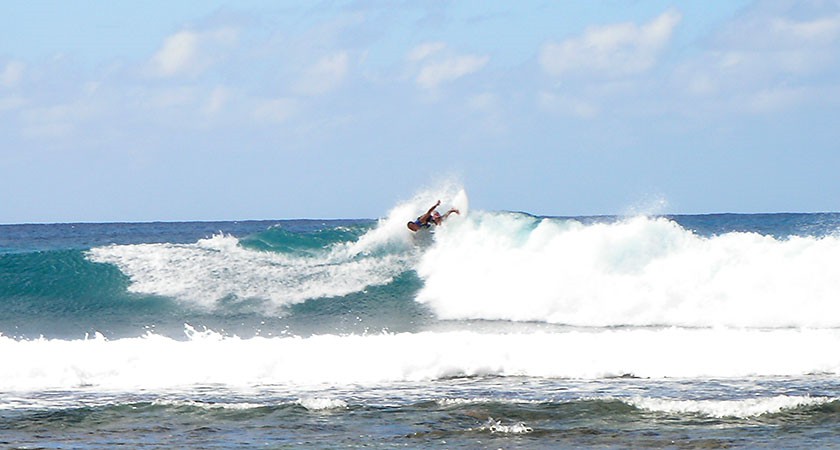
<box><xmin>3</xmin><ymin>209</ymin><xmax>840</xmax><ymax>448</ymax></box>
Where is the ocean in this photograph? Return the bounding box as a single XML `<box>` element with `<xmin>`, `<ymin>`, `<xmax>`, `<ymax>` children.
<box><xmin>3</xmin><ymin>190</ymin><xmax>840</xmax><ymax>448</ymax></box>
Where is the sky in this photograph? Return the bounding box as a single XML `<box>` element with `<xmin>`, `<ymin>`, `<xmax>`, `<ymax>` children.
<box><xmin>2</xmin><ymin>0</ymin><xmax>840</xmax><ymax>223</ymax></box>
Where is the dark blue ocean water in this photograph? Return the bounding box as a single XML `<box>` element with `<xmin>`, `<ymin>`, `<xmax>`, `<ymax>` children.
<box><xmin>3</xmin><ymin>211</ymin><xmax>840</xmax><ymax>448</ymax></box>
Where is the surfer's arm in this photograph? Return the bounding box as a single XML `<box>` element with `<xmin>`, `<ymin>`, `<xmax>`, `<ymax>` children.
<box><xmin>418</xmin><ymin>201</ymin><xmax>442</xmax><ymax>222</ymax></box>
<box><xmin>426</xmin><ymin>201</ymin><xmax>441</xmax><ymax>215</ymax></box>
<box><xmin>441</xmin><ymin>209</ymin><xmax>460</xmax><ymax>220</ymax></box>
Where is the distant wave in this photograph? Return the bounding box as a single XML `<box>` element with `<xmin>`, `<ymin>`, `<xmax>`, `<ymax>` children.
<box><xmin>627</xmin><ymin>395</ymin><xmax>836</xmax><ymax>419</ymax></box>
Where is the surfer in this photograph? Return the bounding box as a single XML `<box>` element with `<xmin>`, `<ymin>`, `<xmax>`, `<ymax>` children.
<box><xmin>407</xmin><ymin>200</ymin><xmax>459</xmax><ymax>232</ymax></box>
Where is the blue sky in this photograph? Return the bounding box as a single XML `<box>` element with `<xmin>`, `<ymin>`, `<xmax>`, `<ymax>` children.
<box><xmin>2</xmin><ymin>0</ymin><xmax>840</xmax><ymax>222</ymax></box>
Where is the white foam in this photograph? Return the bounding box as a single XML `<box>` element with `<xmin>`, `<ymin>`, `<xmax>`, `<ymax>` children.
<box><xmin>87</xmin><ymin>233</ymin><xmax>409</xmax><ymax>310</ymax></box>
<box><xmin>437</xmin><ymin>397</ymin><xmax>543</xmax><ymax>407</ymax></box>
<box><xmin>438</xmin><ymin>397</ymin><xmax>494</xmax><ymax>406</ymax></box>
<box><xmin>296</xmin><ymin>397</ymin><xmax>348</xmax><ymax>411</ymax></box>
<box><xmin>151</xmin><ymin>398</ymin><xmax>265</xmax><ymax>410</ymax></box>
<box><xmin>418</xmin><ymin>214</ymin><xmax>840</xmax><ymax>327</ymax></box>
<box><xmin>628</xmin><ymin>395</ymin><xmax>834</xmax><ymax>418</ymax></box>
<box><xmin>2</xmin><ymin>327</ymin><xmax>840</xmax><ymax>392</ymax></box>
<box><xmin>479</xmin><ymin>417</ymin><xmax>533</xmax><ymax>434</ymax></box>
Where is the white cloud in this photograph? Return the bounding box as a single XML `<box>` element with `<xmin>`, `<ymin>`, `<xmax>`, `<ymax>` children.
<box><xmin>467</xmin><ymin>92</ymin><xmax>508</xmax><ymax>134</ymax></box>
<box><xmin>540</xmin><ymin>10</ymin><xmax>681</xmax><ymax>77</ymax></box>
<box><xmin>771</xmin><ymin>15</ymin><xmax>840</xmax><ymax>43</ymax></box>
<box><xmin>710</xmin><ymin>7</ymin><xmax>840</xmax><ymax>67</ymax></box>
<box><xmin>294</xmin><ymin>52</ymin><xmax>350</xmax><ymax>96</ymax></box>
<box><xmin>20</xmin><ymin>101</ymin><xmax>100</xmax><ymax>139</ymax></box>
<box><xmin>407</xmin><ymin>42</ymin><xmax>489</xmax><ymax>90</ymax></box>
<box><xmin>406</xmin><ymin>42</ymin><xmax>446</xmax><ymax>63</ymax></box>
<box><xmin>203</xmin><ymin>85</ymin><xmax>230</xmax><ymax>115</ymax></box>
<box><xmin>0</xmin><ymin>96</ymin><xmax>26</xmax><ymax>112</ymax></box>
<box><xmin>746</xmin><ymin>86</ymin><xmax>811</xmax><ymax>113</ymax></box>
<box><xmin>416</xmin><ymin>54</ymin><xmax>489</xmax><ymax>89</ymax></box>
<box><xmin>725</xmin><ymin>13</ymin><xmax>840</xmax><ymax>75</ymax></box>
<box><xmin>21</xmin><ymin>121</ymin><xmax>75</xmax><ymax>139</ymax></box>
<box><xmin>1</xmin><ymin>61</ymin><xmax>25</xmax><ymax>88</ymax></box>
<box><xmin>149</xmin><ymin>28</ymin><xmax>238</xmax><ymax>78</ymax></box>
<box><xmin>675</xmin><ymin>7</ymin><xmax>840</xmax><ymax>113</ymax></box>
<box><xmin>467</xmin><ymin>92</ymin><xmax>499</xmax><ymax>112</ymax></box>
<box><xmin>538</xmin><ymin>91</ymin><xmax>599</xmax><ymax>119</ymax></box>
<box><xmin>140</xmin><ymin>86</ymin><xmax>199</xmax><ymax>110</ymax></box>
<box><xmin>253</xmin><ymin>97</ymin><xmax>298</xmax><ymax>123</ymax></box>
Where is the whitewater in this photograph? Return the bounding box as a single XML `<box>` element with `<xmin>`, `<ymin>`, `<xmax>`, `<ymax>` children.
<box><xmin>3</xmin><ymin>187</ymin><xmax>840</xmax><ymax>448</ymax></box>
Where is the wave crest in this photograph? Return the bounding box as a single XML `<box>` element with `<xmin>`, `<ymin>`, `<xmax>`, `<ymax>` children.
<box><xmin>417</xmin><ymin>213</ymin><xmax>840</xmax><ymax>327</ymax></box>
